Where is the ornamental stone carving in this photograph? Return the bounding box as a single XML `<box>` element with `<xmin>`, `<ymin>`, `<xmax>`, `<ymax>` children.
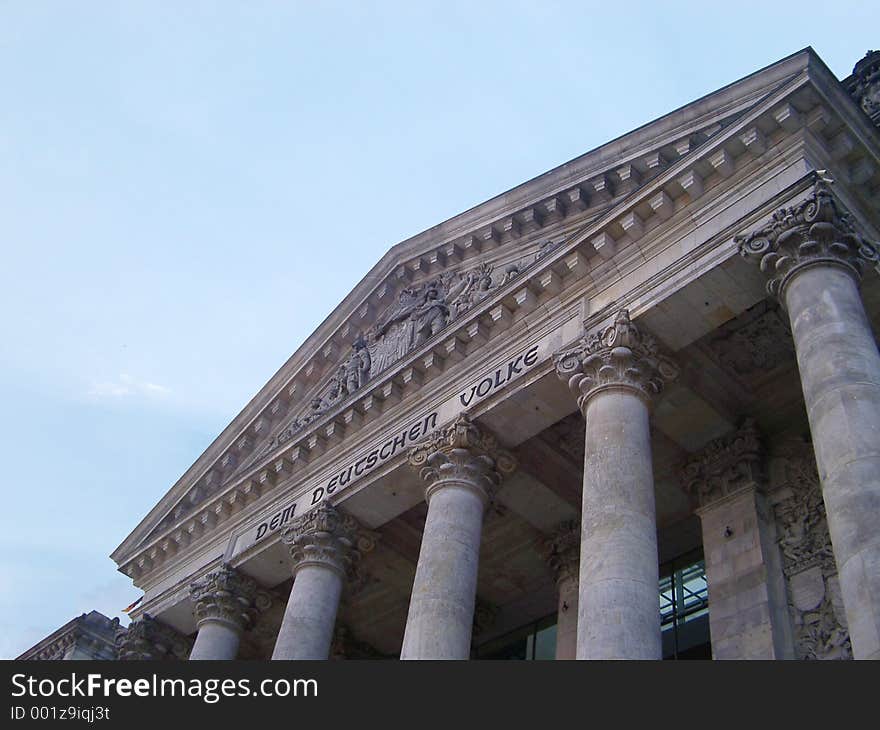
<box><xmin>261</xmin><ymin>261</ymin><xmax>510</xmax><ymax>458</ymax></box>
<box><xmin>408</xmin><ymin>413</ymin><xmax>516</xmax><ymax>504</ymax></box>
<box><xmin>709</xmin><ymin>307</ymin><xmax>795</xmax><ymax>377</ymax></box>
<box><xmin>542</xmin><ymin>519</ymin><xmax>580</xmax><ymax>586</ymax></box>
<box><xmin>735</xmin><ymin>176</ymin><xmax>878</xmax><ymax>301</ymax></box>
<box><xmin>279</xmin><ymin>502</ymin><xmax>374</xmax><ymax>578</ymax></box>
<box><xmin>553</xmin><ymin>308</ymin><xmax>678</xmax><ymax>410</ymax></box>
<box><xmin>847</xmin><ymin>49</ymin><xmax>880</xmax><ymax>126</ymax></box>
<box><xmin>115</xmin><ymin>615</ymin><xmax>191</xmax><ymax>661</ymax></box>
<box><xmin>189</xmin><ymin>563</ymin><xmax>270</xmax><ymax>632</ymax></box>
<box><xmin>771</xmin><ymin>450</ymin><xmax>835</xmax><ymax>579</ymax></box>
<box><xmin>770</xmin><ymin>442</ymin><xmax>851</xmax><ymax>660</ymax></box>
<box><xmin>681</xmin><ymin>419</ymin><xmax>763</xmax><ymax>508</ymax></box>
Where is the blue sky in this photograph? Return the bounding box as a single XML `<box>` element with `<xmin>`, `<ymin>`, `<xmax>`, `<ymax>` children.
<box><xmin>0</xmin><ymin>1</ymin><xmax>875</xmax><ymax>658</ymax></box>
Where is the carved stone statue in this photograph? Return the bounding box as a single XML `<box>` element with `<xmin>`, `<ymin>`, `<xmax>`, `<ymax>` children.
<box><xmin>340</xmin><ymin>335</ymin><xmax>371</xmax><ymax>396</ymax></box>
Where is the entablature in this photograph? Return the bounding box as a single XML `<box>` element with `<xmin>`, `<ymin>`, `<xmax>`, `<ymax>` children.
<box><xmin>114</xmin><ymin>49</ymin><xmax>880</xmax><ymax>587</ymax></box>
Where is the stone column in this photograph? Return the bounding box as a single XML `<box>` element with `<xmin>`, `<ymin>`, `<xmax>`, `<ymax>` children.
<box><xmin>737</xmin><ymin>176</ymin><xmax>880</xmax><ymax>659</ymax></box>
<box><xmin>542</xmin><ymin>519</ymin><xmax>580</xmax><ymax>660</ymax></box>
<box><xmin>401</xmin><ymin>413</ymin><xmax>516</xmax><ymax>660</ymax></box>
<box><xmin>682</xmin><ymin>420</ymin><xmax>794</xmax><ymax>659</ymax></box>
<box><xmin>271</xmin><ymin>503</ymin><xmax>371</xmax><ymax>660</ymax></box>
<box><xmin>189</xmin><ymin>564</ymin><xmax>265</xmax><ymax>660</ymax></box>
<box><xmin>555</xmin><ymin>309</ymin><xmax>678</xmax><ymax>659</ymax></box>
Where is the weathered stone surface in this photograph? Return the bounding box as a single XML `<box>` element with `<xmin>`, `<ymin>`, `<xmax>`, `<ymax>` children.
<box><xmin>555</xmin><ymin>310</ymin><xmax>677</xmax><ymax>659</ymax></box>
<box><xmin>116</xmin><ymin>615</ymin><xmax>191</xmax><ymax>661</ymax></box>
<box><xmin>272</xmin><ymin>503</ymin><xmax>374</xmax><ymax>660</ymax></box>
<box><xmin>189</xmin><ymin>564</ymin><xmax>269</xmax><ymax>660</ymax></box>
<box><xmin>738</xmin><ymin>182</ymin><xmax>880</xmax><ymax>659</ymax></box>
<box><xmin>401</xmin><ymin>414</ymin><xmax>515</xmax><ymax>660</ymax></box>
<box><xmin>542</xmin><ymin>519</ymin><xmax>580</xmax><ymax>660</ymax></box>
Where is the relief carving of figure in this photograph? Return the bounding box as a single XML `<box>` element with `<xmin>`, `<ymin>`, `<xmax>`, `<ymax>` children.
<box><xmin>412</xmin><ymin>280</ymin><xmax>451</xmax><ymax>347</ymax></box>
<box><xmin>448</xmin><ymin>263</ymin><xmax>494</xmax><ymax>318</ymax></box>
<box><xmin>340</xmin><ymin>335</ymin><xmax>372</xmax><ymax>396</ymax></box>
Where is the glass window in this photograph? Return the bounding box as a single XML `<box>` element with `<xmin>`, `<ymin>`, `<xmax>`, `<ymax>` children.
<box><xmin>660</xmin><ymin>551</ymin><xmax>711</xmax><ymax>660</ymax></box>
<box><xmin>475</xmin><ymin>550</ymin><xmax>712</xmax><ymax>660</ymax></box>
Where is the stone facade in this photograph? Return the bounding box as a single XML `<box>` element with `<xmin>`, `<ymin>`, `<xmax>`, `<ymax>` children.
<box><xmin>17</xmin><ymin>611</ymin><xmax>121</xmax><ymax>661</ymax></box>
<box><xmin>92</xmin><ymin>46</ymin><xmax>880</xmax><ymax>661</ymax></box>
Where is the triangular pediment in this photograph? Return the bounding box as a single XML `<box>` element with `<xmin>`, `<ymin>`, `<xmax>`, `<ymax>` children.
<box><xmin>116</xmin><ymin>47</ymin><xmax>880</xmax><ymax>577</ymax></box>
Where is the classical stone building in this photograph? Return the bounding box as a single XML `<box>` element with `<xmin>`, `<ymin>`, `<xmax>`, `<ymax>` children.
<box><xmin>17</xmin><ymin>611</ymin><xmax>121</xmax><ymax>661</ymax></box>
<box><xmin>110</xmin><ymin>47</ymin><xmax>880</xmax><ymax>660</ymax></box>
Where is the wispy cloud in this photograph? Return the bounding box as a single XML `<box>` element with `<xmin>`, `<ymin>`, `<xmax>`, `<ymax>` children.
<box><xmin>87</xmin><ymin>373</ymin><xmax>171</xmax><ymax>400</ymax></box>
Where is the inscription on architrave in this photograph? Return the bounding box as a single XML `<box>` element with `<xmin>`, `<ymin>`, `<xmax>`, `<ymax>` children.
<box><xmin>229</xmin><ymin>315</ymin><xmax>580</xmax><ymax>560</ymax></box>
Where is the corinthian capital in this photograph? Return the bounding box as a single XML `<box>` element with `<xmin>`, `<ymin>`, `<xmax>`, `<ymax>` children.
<box><xmin>408</xmin><ymin>413</ymin><xmax>516</xmax><ymax>504</ymax></box>
<box><xmin>189</xmin><ymin>563</ymin><xmax>269</xmax><ymax>631</ymax></box>
<box><xmin>280</xmin><ymin>502</ymin><xmax>373</xmax><ymax>579</ymax></box>
<box><xmin>542</xmin><ymin>519</ymin><xmax>580</xmax><ymax>587</ymax></box>
<box><xmin>736</xmin><ymin>175</ymin><xmax>878</xmax><ymax>301</ymax></box>
<box><xmin>681</xmin><ymin>418</ymin><xmax>763</xmax><ymax>509</ymax></box>
<box><xmin>115</xmin><ymin>615</ymin><xmax>191</xmax><ymax>661</ymax></box>
<box><xmin>554</xmin><ymin>308</ymin><xmax>678</xmax><ymax>411</ymax></box>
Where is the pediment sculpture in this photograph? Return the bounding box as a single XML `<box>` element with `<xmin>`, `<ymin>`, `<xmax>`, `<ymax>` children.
<box><xmin>261</xmin><ymin>260</ymin><xmax>508</xmax><ymax>455</ymax></box>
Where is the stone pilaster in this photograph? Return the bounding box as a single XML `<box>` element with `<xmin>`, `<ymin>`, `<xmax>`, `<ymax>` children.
<box><xmin>400</xmin><ymin>413</ymin><xmax>515</xmax><ymax>660</ymax></box>
<box><xmin>188</xmin><ymin>563</ymin><xmax>268</xmax><ymax>660</ymax></box>
<box><xmin>737</xmin><ymin>176</ymin><xmax>880</xmax><ymax>659</ymax></box>
<box><xmin>682</xmin><ymin>420</ymin><xmax>794</xmax><ymax>659</ymax></box>
<box><xmin>115</xmin><ymin>615</ymin><xmax>191</xmax><ymax>661</ymax></box>
<box><xmin>555</xmin><ymin>308</ymin><xmax>677</xmax><ymax>659</ymax></box>
<box><xmin>542</xmin><ymin>519</ymin><xmax>580</xmax><ymax>660</ymax></box>
<box><xmin>271</xmin><ymin>502</ymin><xmax>375</xmax><ymax>660</ymax></box>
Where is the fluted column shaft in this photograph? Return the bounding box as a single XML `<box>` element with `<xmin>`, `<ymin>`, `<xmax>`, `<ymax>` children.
<box><xmin>401</xmin><ymin>414</ymin><xmax>515</xmax><ymax>660</ymax></box>
<box><xmin>555</xmin><ymin>309</ymin><xmax>677</xmax><ymax>659</ymax></box>
<box><xmin>738</xmin><ymin>177</ymin><xmax>880</xmax><ymax>659</ymax></box>
<box><xmin>271</xmin><ymin>503</ymin><xmax>365</xmax><ymax>660</ymax></box>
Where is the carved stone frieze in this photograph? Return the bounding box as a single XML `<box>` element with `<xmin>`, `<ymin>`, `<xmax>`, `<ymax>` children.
<box><xmin>542</xmin><ymin>519</ymin><xmax>580</xmax><ymax>587</ymax></box>
<box><xmin>681</xmin><ymin>419</ymin><xmax>763</xmax><ymax>508</ymax></box>
<box><xmin>736</xmin><ymin>176</ymin><xmax>878</xmax><ymax>302</ymax></box>
<box><xmin>770</xmin><ymin>442</ymin><xmax>851</xmax><ymax>660</ymax></box>
<box><xmin>708</xmin><ymin>308</ymin><xmax>795</xmax><ymax>377</ymax></box>
<box><xmin>795</xmin><ymin>593</ymin><xmax>852</xmax><ymax>661</ymax></box>
<box><xmin>115</xmin><ymin>615</ymin><xmax>191</xmax><ymax>661</ymax></box>
<box><xmin>260</xmin><ymin>261</ymin><xmax>512</xmax><ymax>458</ymax></box>
<box><xmin>847</xmin><ymin>49</ymin><xmax>880</xmax><ymax>127</ymax></box>
<box><xmin>189</xmin><ymin>563</ymin><xmax>270</xmax><ymax>631</ymax></box>
<box><xmin>408</xmin><ymin>413</ymin><xmax>516</xmax><ymax>504</ymax></box>
<box><xmin>772</xmin><ymin>450</ymin><xmax>835</xmax><ymax>578</ymax></box>
<box><xmin>280</xmin><ymin>502</ymin><xmax>374</xmax><ymax>579</ymax></box>
<box><xmin>554</xmin><ymin>308</ymin><xmax>678</xmax><ymax>410</ymax></box>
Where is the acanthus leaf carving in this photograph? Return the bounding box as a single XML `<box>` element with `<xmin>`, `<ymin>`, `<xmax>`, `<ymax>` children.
<box><xmin>681</xmin><ymin>419</ymin><xmax>763</xmax><ymax>508</ymax></box>
<box><xmin>736</xmin><ymin>175</ymin><xmax>878</xmax><ymax>302</ymax></box>
<box><xmin>542</xmin><ymin>518</ymin><xmax>581</xmax><ymax>587</ymax></box>
<box><xmin>115</xmin><ymin>615</ymin><xmax>191</xmax><ymax>661</ymax></box>
<box><xmin>554</xmin><ymin>308</ymin><xmax>679</xmax><ymax>411</ymax></box>
<box><xmin>408</xmin><ymin>412</ymin><xmax>516</xmax><ymax>504</ymax></box>
<box><xmin>189</xmin><ymin>563</ymin><xmax>266</xmax><ymax>631</ymax></box>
